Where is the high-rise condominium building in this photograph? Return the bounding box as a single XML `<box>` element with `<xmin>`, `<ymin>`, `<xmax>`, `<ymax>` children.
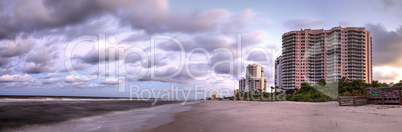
<box><xmin>239</xmin><ymin>63</ymin><xmax>267</xmax><ymax>92</ymax></box>
<box><xmin>276</xmin><ymin>26</ymin><xmax>372</xmax><ymax>89</ymax></box>
<box><xmin>275</xmin><ymin>56</ymin><xmax>283</xmax><ymax>88</ymax></box>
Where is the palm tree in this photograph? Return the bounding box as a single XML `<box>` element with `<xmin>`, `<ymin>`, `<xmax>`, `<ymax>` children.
<box><xmin>270</xmin><ymin>86</ymin><xmax>274</xmax><ymax>100</ymax></box>
<box><xmin>318</xmin><ymin>79</ymin><xmax>326</xmax><ymax>86</ymax></box>
<box><xmin>350</xmin><ymin>80</ymin><xmax>366</xmax><ymax>96</ymax></box>
<box><xmin>394</xmin><ymin>80</ymin><xmax>402</xmax><ymax>86</ymax></box>
<box><xmin>258</xmin><ymin>89</ymin><xmax>263</xmax><ymax>95</ymax></box>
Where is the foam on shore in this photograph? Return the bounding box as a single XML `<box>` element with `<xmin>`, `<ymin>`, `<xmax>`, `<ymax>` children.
<box><xmin>10</xmin><ymin>101</ymin><xmax>199</xmax><ymax>132</ymax></box>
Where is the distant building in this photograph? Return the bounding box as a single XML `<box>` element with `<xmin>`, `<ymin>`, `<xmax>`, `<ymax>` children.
<box><xmin>275</xmin><ymin>56</ymin><xmax>283</xmax><ymax>88</ymax></box>
<box><xmin>389</xmin><ymin>82</ymin><xmax>394</xmax><ymax>87</ymax></box>
<box><xmin>238</xmin><ymin>63</ymin><xmax>267</xmax><ymax>92</ymax></box>
<box><xmin>276</xmin><ymin>26</ymin><xmax>373</xmax><ymax>89</ymax></box>
<box><xmin>239</xmin><ymin>77</ymin><xmax>246</xmax><ymax>92</ymax></box>
<box><xmin>211</xmin><ymin>94</ymin><xmax>218</xmax><ymax>99</ymax></box>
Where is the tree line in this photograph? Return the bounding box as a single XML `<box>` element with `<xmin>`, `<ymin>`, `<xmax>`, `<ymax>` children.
<box><xmin>235</xmin><ymin>77</ymin><xmax>401</xmax><ymax>102</ymax></box>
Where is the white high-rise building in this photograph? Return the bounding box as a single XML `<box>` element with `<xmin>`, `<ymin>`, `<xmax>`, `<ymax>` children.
<box><xmin>275</xmin><ymin>56</ymin><xmax>283</xmax><ymax>88</ymax></box>
<box><xmin>239</xmin><ymin>63</ymin><xmax>267</xmax><ymax>92</ymax></box>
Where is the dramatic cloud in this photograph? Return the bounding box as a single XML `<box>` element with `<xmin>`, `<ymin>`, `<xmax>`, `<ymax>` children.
<box><xmin>39</xmin><ymin>73</ymin><xmax>63</xmax><ymax>79</ymax></box>
<box><xmin>381</xmin><ymin>0</ymin><xmax>397</xmax><ymax>9</ymax></box>
<box><xmin>23</xmin><ymin>43</ymin><xmax>58</xmax><ymax>73</ymax></box>
<box><xmin>0</xmin><ymin>74</ymin><xmax>32</xmax><ymax>82</ymax></box>
<box><xmin>100</xmin><ymin>78</ymin><xmax>119</xmax><ymax>85</ymax></box>
<box><xmin>366</xmin><ymin>23</ymin><xmax>402</xmax><ymax>67</ymax></box>
<box><xmin>64</xmin><ymin>75</ymin><xmax>92</xmax><ymax>83</ymax></box>
<box><xmin>0</xmin><ymin>0</ymin><xmax>236</xmax><ymax>39</ymax></box>
<box><xmin>373</xmin><ymin>70</ymin><xmax>400</xmax><ymax>83</ymax></box>
<box><xmin>0</xmin><ymin>38</ymin><xmax>34</xmax><ymax>58</ymax></box>
<box><xmin>241</xmin><ymin>30</ymin><xmax>268</xmax><ymax>47</ymax></box>
<box><xmin>0</xmin><ymin>0</ymin><xmax>132</xmax><ymax>39</ymax></box>
<box><xmin>42</xmin><ymin>77</ymin><xmax>63</xmax><ymax>84</ymax></box>
<box><xmin>5</xmin><ymin>0</ymin><xmax>397</xmax><ymax>91</ymax></box>
<box><xmin>0</xmin><ymin>57</ymin><xmax>10</xmax><ymax>67</ymax></box>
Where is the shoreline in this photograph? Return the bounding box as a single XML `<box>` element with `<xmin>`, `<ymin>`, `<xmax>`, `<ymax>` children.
<box><xmin>0</xmin><ymin>98</ymin><xmax>189</xmax><ymax>131</ymax></box>
<box><xmin>9</xmin><ymin>101</ymin><xmax>200</xmax><ymax>132</ymax></box>
<box><xmin>2</xmin><ymin>99</ymin><xmax>401</xmax><ymax>132</ymax></box>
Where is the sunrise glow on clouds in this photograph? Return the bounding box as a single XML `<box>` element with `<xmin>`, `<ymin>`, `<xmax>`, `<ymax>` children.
<box><xmin>0</xmin><ymin>0</ymin><xmax>402</xmax><ymax>97</ymax></box>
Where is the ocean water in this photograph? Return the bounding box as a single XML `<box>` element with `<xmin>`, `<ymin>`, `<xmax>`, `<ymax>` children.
<box><xmin>0</xmin><ymin>98</ymin><xmax>199</xmax><ymax>132</ymax></box>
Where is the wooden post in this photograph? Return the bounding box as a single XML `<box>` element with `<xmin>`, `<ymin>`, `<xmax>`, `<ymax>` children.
<box><xmin>399</xmin><ymin>88</ymin><xmax>401</xmax><ymax>106</ymax></box>
<box><xmin>366</xmin><ymin>89</ymin><xmax>370</xmax><ymax>104</ymax></box>
<box><xmin>382</xmin><ymin>89</ymin><xmax>385</xmax><ymax>105</ymax></box>
<box><xmin>353</xmin><ymin>97</ymin><xmax>357</xmax><ymax>106</ymax></box>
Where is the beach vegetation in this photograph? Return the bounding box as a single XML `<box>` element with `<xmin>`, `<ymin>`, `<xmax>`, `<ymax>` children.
<box><xmin>234</xmin><ymin>78</ymin><xmax>392</xmax><ymax>102</ymax></box>
<box><xmin>393</xmin><ymin>80</ymin><xmax>402</xmax><ymax>86</ymax></box>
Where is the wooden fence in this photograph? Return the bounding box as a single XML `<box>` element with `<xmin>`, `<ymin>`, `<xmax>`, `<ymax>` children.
<box><xmin>338</xmin><ymin>96</ymin><xmax>368</xmax><ymax>106</ymax></box>
<box><xmin>366</xmin><ymin>86</ymin><xmax>402</xmax><ymax>105</ymax></box>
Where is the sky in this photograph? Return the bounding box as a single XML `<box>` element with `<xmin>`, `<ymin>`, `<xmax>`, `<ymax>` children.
<box><xmin>1</xmin><ymin>0</ymin><xmax>402</xmax><ymax>99</ymax></box>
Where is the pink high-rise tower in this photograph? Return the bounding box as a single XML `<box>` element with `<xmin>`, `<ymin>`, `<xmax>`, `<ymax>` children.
<box><xmin>275</xmin><ymin>27</ymin><xmax>372</xmax><ymax>89</ymax></box>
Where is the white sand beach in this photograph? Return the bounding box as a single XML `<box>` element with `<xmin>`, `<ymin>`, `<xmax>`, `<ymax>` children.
<box><xmin>148</xmin><ymin>101</ymin><xmax>402</xmax><ymax>132</ymax></box>
<box><xmin>4</xmin><ymin>100</ymin><xmax>401</xmax><ymax>132</ymax></box>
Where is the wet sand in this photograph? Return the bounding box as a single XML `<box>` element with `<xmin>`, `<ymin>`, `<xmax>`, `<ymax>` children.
<box><xmin>148</xmin><ymin>101</ymin><xmax>402</xmax><ymax>132</ymax></box>
<box><xmin>0</xmin><ymin>98</ymin><xmax>179</xmax><ymax>131</ymax></box>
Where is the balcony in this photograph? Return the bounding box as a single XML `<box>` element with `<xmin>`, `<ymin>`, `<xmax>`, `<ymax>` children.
<box><xmin>282</xmin><ymin>65</ymin><xmax>295</xmax><ymax>68</ymax></box>
<box><xmin>348</xmin><ymin>67</ymin><xmax>365</xmax><ymax>70</ymax></box>
<box><xmin>348</xmin><ymin>57</ymin><xmax>365</xmax><ymax>60</ymax></box>
<box><xmin>348</xmin><ymin>64</ymin><xmax>365</xmax><ymax>67</ymax></box>
<box><xmin>348</xmin><ymin>71</ymin><xmax>365</xmax><ymax>73</ymax></box>
<box><xmin>283</xmin><ymin>68</ymin><xmax>295</xmax><ymax>72</ymax></box>
<box><xmin>349</xmin><ymin>60</ymin><xmax>365</xmax><ymax>63</ymax></box>
<box><xmin>348</xmin><ymin>39</ymin><xmax>365</xmax><ymax>43</ymax></box>
<box><xmin>348</xmin><ymin>36</ymin><xmax>365</xmax><ymax>40</ymax></box>
<box><xmin>283</xmin><ymin>52</ymin><xmax>296</xmax><ymax>56</ymax></box>
<box><xmin>348</xmin><ymin>43</ymin><xmax>364</xmax><ymax>46</ymax></box>
<box><xmin>283</xmin><ymin>48</ymin><xmax>296</xmax><ymax>53</ymax></box>
<box><xmin>348</xmin><ymin>50</ymin><xmax>365</xmax><ymax>53</ymax></box>
<box><xmin>282</xmin><ymin>55</ymin><xmax>295</xmax><ymax>59</ymax></box>
<box><xmin>283</xmin><ymin>74</ymin><xmax>295</xmax><ymax>78</ymax></box>
<box><xmin>348</xmin><ymin>32</ymin><xmax>365</xmax><ymax>36</ymax></box>
<box><xmin>308</xmin><ymin>71</ymin><xmax>324</xmax><ymax>74</ymax></box>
